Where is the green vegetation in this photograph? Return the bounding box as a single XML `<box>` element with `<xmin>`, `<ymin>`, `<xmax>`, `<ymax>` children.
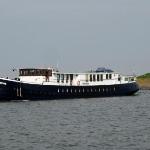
<box><xmin>137</xmin><ymin>73</ymin><xmax>150</xmax><ymax>79</ymax></box>
<box><xmin>137</xmin><ymin>73</ymin><xmax>150</xmax><ymax>90</ymax></box>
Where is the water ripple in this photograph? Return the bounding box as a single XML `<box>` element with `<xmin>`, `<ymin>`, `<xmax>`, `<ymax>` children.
<box><xmin>0</xmin><ymin>90</ymin><xmax>150</xmax><ymax>150</ymax></box>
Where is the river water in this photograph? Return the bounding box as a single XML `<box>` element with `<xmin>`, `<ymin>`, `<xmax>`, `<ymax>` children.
<box><xmin>0</xmin><ymin>90</ymin><xmax>150</xmax><ymax>150</ymax></box>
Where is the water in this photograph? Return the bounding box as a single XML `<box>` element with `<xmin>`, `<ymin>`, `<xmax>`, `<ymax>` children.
<box><xmin>0</xmin><ymin>90</ymin><xmax>150</xmax><ymax>150</ymax></box>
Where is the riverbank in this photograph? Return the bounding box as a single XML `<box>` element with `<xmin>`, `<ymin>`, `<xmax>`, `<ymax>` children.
<box><xmin>137</xmin><ymin>73</ymin><xmax>150</xmax><ymax>90</ymax></box>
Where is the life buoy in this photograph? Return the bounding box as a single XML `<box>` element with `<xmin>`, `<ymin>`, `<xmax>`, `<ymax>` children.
<box><xmin>77</xmin><ymin>81</ymin><xmax>80</xmax><ymax>86</ymax></box>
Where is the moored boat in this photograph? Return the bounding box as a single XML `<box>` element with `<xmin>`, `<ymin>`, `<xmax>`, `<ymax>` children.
<box><xmin>0</xmin><ymin>67</ymin><xmax>139</xmax><ymax>101</ymax></box>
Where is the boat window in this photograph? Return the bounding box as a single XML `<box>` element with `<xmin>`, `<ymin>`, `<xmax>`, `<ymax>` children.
<box><xmin>90</xmin><ymin>75</ymin><xmax>92</xmax><ymax>82</ymax></box>
<box><xmin>19</xmin><ymin>69</ymin><xmax>52</xmax><ymax>76</ymax></box>
<box><xmin>36</xmin><ymin>70</ymin><xmax>40</xmax><ymax>75</ymax></box>
<box><xmin>130</xmin><ymin>77</ymin><xmax>134</xmax><ymax>81</ymax></box>
<box><xmin>70</xmin><ymin>74</ymin><xmax>73</xmax><ymax>85</ymax></box>
<box><xmin>100</xmin><ymin>74</ymin><xmax>103</xmax><ymax>81</ymax></box>
<box><xmin>66</xmin><ymin>74</ymin><xmax>69</xmax><ymax>83</ymax></box>
<box><xmin>61</xmin><ymin>74</ymin><xmax>64</xmax><ymax>83</ymax></box>
<box><xmin>93</xmin><ymin>75</ymin><xmax>96</xmax><ymax>82</ymax></box>
<box><xmin>70</xmin><ymin>74</ymin><xmax>73</xmax><ymax>81</ymax></box>
<box><xmin>118</xmin><ymin>76</ymin><xmax>121</xmax><ymax>81</ymax></box>
<box><xmin>106</xmin><ymin>74</ymin><xmax>109</xmax><ymax>80</ymax></box>
<box><xmin>57</xmin><ymin>74</ymin><xmax>60</xmax><ymax>83</ymax></box>
<box><xmin>86</xmin><ymin>74</ymin><xmax>89</xmax><ymax>82</ymax></box>
<box><xmin>97</xmin><ymin>74</ymin><xmax>100</xmax><ymax>81</ymax></box>
<box><xmin>109</xmin><ymin>74</ymin><xmax>112</xmax><ymax>79</ymax></box>
<box><xmin>20</xmin><ymin>70</ymin><xmax>23</xmax><ymax>75</ymax></box>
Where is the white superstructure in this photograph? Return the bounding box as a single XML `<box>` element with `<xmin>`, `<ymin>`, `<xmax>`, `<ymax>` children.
<box><xmin>19</xmin><ymin>68</ymin><xmax>136</xmax><ymax>86</ymax></box>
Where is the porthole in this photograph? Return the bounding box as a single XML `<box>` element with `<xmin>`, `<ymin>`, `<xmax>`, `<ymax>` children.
<box><xmin>83</xmin><ymin>88</ymin><xmax>85</xmax><ymax>93</ymax></box>
<box><xmin>114</xmin><ymin>87</ymin><xmax>116</xmax><ymax>91</ymax></box>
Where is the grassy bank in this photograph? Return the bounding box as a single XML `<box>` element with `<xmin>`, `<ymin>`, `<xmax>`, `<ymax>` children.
<box><xmin>137</xmin><ymin>73</ymin><xmax>150</xmax><ymax>90</ymax></box>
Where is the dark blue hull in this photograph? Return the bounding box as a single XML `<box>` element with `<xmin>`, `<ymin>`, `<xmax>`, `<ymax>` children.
<box><xmin>0</xmin><ymin>78</ymin><xmax>139</xmax><ymax>101</ymax></box>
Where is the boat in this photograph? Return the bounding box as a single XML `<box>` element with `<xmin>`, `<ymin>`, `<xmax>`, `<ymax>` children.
<box><xmin>0</xmin><ymin>67</ymin><xmax>139</xmax><ymax>101</ymax></box>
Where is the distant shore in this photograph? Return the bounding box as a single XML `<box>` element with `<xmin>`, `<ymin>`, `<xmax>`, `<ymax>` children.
<box><xmin>137</xmin><ymin>73</ymin><xmax>150</xmax><ymax>90</ymax></box>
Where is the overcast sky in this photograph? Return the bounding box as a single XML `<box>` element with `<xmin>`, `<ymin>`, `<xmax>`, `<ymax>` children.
<box><xmin>0</xmin><ymin>0</ymin><xmax>150</xmax><ymax>77</ymax></box>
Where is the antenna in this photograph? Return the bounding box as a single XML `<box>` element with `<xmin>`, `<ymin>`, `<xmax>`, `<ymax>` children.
<box><xmin>56</xmin><ymin>49</ymin><xmax>62</xmax><ymax>70</ymax></box>
<box><xmin>56</xmin><ymin>60</ymin><xmax>59</xmax><ymax>69</ymax></box>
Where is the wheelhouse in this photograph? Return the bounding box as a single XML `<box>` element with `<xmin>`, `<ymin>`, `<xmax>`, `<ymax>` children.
<box><xmin>19</xmin><ymin>69</ymin><xmax>52</xmax><ymax>77</ymax></box>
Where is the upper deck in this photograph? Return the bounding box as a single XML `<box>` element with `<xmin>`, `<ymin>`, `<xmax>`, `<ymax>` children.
<box><xmin>18</xmin><ymin>68</ymin><xmax>136</xmax><ymax>86</ymax></box>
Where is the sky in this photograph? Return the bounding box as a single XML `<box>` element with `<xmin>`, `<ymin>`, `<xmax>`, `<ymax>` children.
<box><xmin>0</xmin><ymin>0</ymin><xmax>150</xmax><ymax>77</ymax></box>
